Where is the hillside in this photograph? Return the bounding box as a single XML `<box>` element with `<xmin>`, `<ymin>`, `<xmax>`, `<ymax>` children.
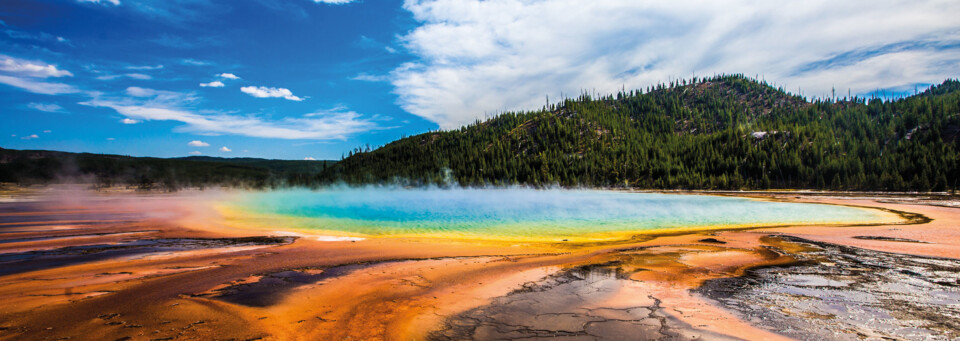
<box><xmin>0</xmin><ymin>149</ymin><xmax>335</xmax><ymax>190</ymax></box>
<box><xmin>173</xmin><ymin>156</ymin><xmax>333</xmax><ymax>175</ymax></box>
<box><xmin>323</xmin><ymin>75</ymin><xmax>960</xmax><ymax>191</ymax></box>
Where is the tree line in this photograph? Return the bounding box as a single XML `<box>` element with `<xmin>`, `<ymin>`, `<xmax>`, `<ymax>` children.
<box><xmin>0</xmin><ymin>149</ymin><xmax>334</xmax><ymax>190</ymax></box>
<box><xmin>323</xmin><ymin>75</ymin><xmax>960</xmax><ymax>192</ymax></box>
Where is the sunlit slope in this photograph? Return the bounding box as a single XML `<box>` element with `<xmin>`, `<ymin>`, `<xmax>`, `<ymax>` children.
<box><xmin>323</xmin><ymin>75</ymin><xmax>960</xmax><ymax>191</ymax></box>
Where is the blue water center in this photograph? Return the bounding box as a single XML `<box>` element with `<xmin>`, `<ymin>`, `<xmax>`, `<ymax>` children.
<box><xmin>223</xmin><ymin>188</ymin><xmax>897</xmax><ymax>242</ymax></box>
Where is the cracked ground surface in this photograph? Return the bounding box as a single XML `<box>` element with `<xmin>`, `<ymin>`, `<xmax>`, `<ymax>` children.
<box><xmin>430</xmin><ymin>266</ymin><xmax>741</xmax><ymax>341</ymax></box>
<box><xmin>698</xmin><ymin>235</ymin><xmax>960</xmax><ymax>340</ymax></box>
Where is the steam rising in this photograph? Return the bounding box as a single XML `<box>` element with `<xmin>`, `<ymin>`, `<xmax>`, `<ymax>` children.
<box><xmin>224</xmin><ymin>187</ymin><xmax>893</xmax><ymax>242</ymax></box>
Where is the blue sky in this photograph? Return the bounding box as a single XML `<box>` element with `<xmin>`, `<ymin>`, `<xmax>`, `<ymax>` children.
<box><xmin>2</xmin><ymin>0</ymin><xmax>959</xmax><ymax>160</ymax></box>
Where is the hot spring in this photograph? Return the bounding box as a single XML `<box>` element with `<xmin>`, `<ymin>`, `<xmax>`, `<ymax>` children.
<box><xmin>217</xmin><ymin>188</ymin><xmax>901</xmax><ymax>242</ymax></box>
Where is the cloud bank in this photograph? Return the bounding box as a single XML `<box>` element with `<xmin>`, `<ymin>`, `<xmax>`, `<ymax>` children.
<box><xmin>0</xmin><ymin>55</ymin><xmax>79</xmax><ymax>95</ymax></box>
<box><xmin>392</xmin><ymin>0</ymin><xmax>960</xmax><ymax>129</ymax></box>
<box><xmin>0</xmin><ymin>55</ymin><xmax>73</xmax><ymax>77</ymax></box>
<box><xmin>81</xmin><ymin>87</ymin><xmax>377</xmax><ymax>140</ymax></box>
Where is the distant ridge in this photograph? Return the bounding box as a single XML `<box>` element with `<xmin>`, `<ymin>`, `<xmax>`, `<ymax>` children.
<box><xmin>323</xmin><ymin>75</ymin><xmax>959</xmax><ymax>192</ymax></box>
<box><xmin>0</xmin><ymin>148</ymin><xmax>335</xmax><ymax>189</ymax></box>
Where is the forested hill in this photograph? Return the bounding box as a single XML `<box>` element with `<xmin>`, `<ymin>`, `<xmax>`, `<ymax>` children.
<box><xmin>0</xmin><ymin>149</ymin><xmax>335</xmax><ymax>190</ymax></box>
<box><xmin>323</xmin><ymin>75</ymin><xmax>960</xmax><ymax>191</ymax></box>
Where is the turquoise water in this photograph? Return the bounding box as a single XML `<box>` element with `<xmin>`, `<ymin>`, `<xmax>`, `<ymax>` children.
<box><xmin>222</xmin><ymin>188</ymin><xmax>895</xmax><ymax>242</ymax></box>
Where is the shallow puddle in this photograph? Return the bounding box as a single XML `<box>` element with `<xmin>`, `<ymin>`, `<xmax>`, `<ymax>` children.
<box><xmin>207</xmin><ymin>264</ymin><xmax>368</xmax><ymax>307</ymax></box>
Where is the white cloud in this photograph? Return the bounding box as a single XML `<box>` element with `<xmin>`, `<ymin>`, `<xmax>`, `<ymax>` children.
<box><xmin>393</xmin><ymin>0</ymin><xmax>960</xmax><ymax>129</ymax></box>
<box><xmin>125</xmin><ymin>73</ymin><xmax>151</xmax><ymax>80</ymax></box>
<box><xmin>188</xmin><ymin>140</ymin><xmax>210</xmax><ymax>147</ymax></box>
<box><xmin>313</xmin><ymin>0</ymin><xmax>356</xmax><ymax>4</ymax></box>
<box><xmin>27</xmin><ymin>103</ymin><xmax>64</xmax><ymax>113</ymax></box>
<box><xmin>106</xmin><ymin>137</ymin><xmax>116</xmax><ymax>141</ymax></box>
<box><xmin>125</xmin><ymin>86</ymin><xmax>158</xmax><ymax>97</ymax></box>
<box><xmin>21</xmin><ymin>134</ymin><xmax>39</xmax><ymax>140</ymax></box>
<box><xmin>126</xmin><ymin>86</ymin><xmax>160</xmax><ymax>97</ymax></box>
<box><xmin>240</xmin><ymin>86</ymin><xmax>304</xmax><ymax>101</ymax></box>
<box><xmin>77</xmin><ymin>0</ymin><xmax>120</xmax><ymax>5</ymax></box>
<box><xmin>0</xmin><ymin>54</ymin><xmax>80</xmax><ymax>95</ymax></box>
<box><xmin>126</xmin><ymin>64</ymin><xmax>163</xmax><ymax>70</ymax></box>
<box><xmin>352</xmin><ymin>73</ymin><xmax>390</xmax><ymax>82</ymax></box>
<box><xmin>181</xmin><ymin>58</ymin><xmax>212</xmax><ymax>66</ymax></box>
<box><xmin>304</xmin><ymin>157</ymin><xmax>317</xmax><ymax>160</ymax></box>
<box><xmin>121</xmin><ymin>118</ymin><xmax>141</xmax><ymax>124</ymax></box>
<box><xmin>80</xmin><ymin>89</ymin><xmax>378</xmax><ymax>140</ymax></box>
<box><xmin>0</xmin><ymin>55</ymin><xmax>76</xmax><ymax>94</ymax></box>
<box><xmin>124</xmin><ymin>86</ymin><xmax>197</xmax><ymax>103</ymax></box>
<box><xmin>0</xmin><ymin>75</ymin><xmax>79</xmax><ymax>95</ymax></box>
<box><xmin>96</xmin><ymin>73</ymin><xmax>153</xmax><ymax>81</ymax></box>
<box><xmin>200</xmin><ymin>80</ymin><xmax>225</xmax><ymax>88</ymax></box>
<box><xmin>219</xmin><ymin>146</ymin><xmax>232</xmax><ymax>152</ymax></box>
<box><xmin>202</xmin><ymin>73</ymin><xmax>237</xmax><ymax>87</ymax></box>
<box><xmin>0</xmin><ymin>55</ymin><xmax>72</xmax><ymax>78</ymax></box>
<box><xmin>43</xmin><ymin>130</ymin><xmax>52</xmax><ymax>133</ymax></box>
